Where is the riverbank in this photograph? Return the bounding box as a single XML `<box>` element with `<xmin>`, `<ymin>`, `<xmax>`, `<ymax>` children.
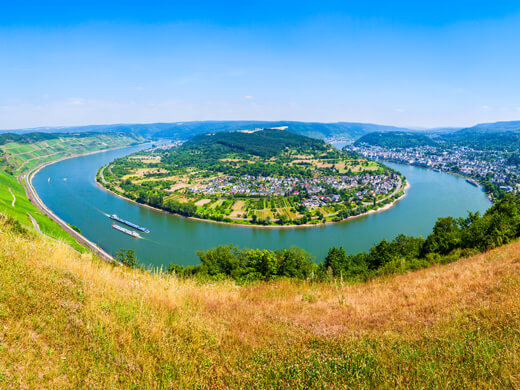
<box><xmin>97</xmin><ymin>163</ymin><xmax>410</xmax><ymax>229</ymax></box>
<box><xmin>35</xmin><ymin>155</ymin><xmax>490</xmax><ymax>266</ymax></box>
<box><xmin>23</xmin><ymin>143</ymin><xmax>151</xmax><ymax>262</ymax></box>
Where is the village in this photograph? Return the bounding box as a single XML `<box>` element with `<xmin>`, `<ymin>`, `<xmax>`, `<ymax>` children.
<box><xmin>187</xmin><ymin>173</ymin><xmax>401</xmax><ymax>208</ymax></box>
<box><xmin>350</xmin><ymin>143</ymin><xmax>520</xmax><ymax>198</ymax></box>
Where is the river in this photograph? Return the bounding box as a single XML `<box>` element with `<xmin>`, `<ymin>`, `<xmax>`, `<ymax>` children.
<box><xmin>32</xmin><ymin>145</ymin><xmax>491</xmax><ymax>268</ymax></box>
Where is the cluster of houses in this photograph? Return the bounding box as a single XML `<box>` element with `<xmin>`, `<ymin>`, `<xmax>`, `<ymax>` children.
<box><xmin>302</xmin><ymin>194</ymin><xmax>341</xmax><ymax>208</ymax></box>
<box><xmin>352</xmin><ymin>144</ymin><xmax>520</xmax><ymax>194</ymax></box>
<box><xmin>187</xmin><ymin>173</ymin><xmax>399</xmax><ymax>207</ymax></box>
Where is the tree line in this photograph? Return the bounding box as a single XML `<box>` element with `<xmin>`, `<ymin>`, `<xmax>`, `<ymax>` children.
<box><xmin>164</xmin><ymin>194</ymin><xmax>520</xmax><ymax>282</ymax></box>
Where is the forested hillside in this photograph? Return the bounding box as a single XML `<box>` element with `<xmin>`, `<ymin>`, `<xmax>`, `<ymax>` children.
<box><xmin>441</xmin><ymin>129</ymin><xmax>520</xmax><ymax>150</ymax></box>
<box><xmin>355</xmin><ymin>131</ymin><xmax>437</xmax><ymax>148</ymax></box>
<box><xmin>181</xmin><ymin>128</ymin><xmax>328</xmax><ymax>158</ymax></box>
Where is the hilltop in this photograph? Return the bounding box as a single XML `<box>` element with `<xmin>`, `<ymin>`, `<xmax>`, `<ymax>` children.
<box><xmin>181</xmin><ymin>128</ymin><xmax>328</xmax><ymax>158</ymax></box>
<box><xmin>9</xmin><ymin>120</ymin><xmax>520</xmax><ymax>147</ymax></box>
<box><xmin>1</xmin><ymin>214</ymin><xmax>519</xmax><ymax>388</ymax></box>
<box><xmin>356</xmin><ymin>123</ymin><xmax>520</xmax><ymax>151</ymax></box>
<box><xmin>441</xmin><ymin>127</ymin><xmax>520</xmax><ymax>151</ymax></box>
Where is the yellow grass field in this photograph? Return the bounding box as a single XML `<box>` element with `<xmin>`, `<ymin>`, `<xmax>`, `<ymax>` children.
<box><xmin>1</xmin><ymin>215</ymin><xmax>520</xmax><ymax>388</ymax></box>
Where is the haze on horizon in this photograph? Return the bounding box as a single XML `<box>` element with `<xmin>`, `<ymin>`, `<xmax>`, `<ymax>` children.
<box><xmin>1</xmin><ymin>1</ymin><xmax>520</xmax><ymax>130</ymax></box>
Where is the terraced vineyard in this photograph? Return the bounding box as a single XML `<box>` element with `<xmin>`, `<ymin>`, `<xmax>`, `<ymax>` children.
<box><xmin>0</xmin><ymin>133</ymin><xmax>145</xmax><ymax>174</ymax></box>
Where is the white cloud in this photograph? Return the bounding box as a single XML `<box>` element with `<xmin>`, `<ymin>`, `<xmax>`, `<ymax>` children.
<box><xmin>67</xmin><ymin>98</ymin><xmax>83</xmax><ymax>105</ymax></box>
<box><xmin>479</xmin><ymin>105</ymin><xmax>490</xmax><ymax>111</ymax></box>
<box><xmin>393</xmin><ymin>108</ymin><xmax>405</xmax><ymax>113</ymax></box>
<box><xmin>244</xmin><ymin>95</ymin><xmax>253</xmax><ymax>100</ymax></box>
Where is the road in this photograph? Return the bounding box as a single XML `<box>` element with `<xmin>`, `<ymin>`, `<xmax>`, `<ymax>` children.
<box><xmin>362</xmin><ymin>176</ymin><xmax>404</xmax><ymax>206</ymax></box>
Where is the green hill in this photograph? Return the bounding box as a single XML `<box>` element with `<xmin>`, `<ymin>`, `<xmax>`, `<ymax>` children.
<box><xmin>355</xmin><ymin>131</ymin><xmax>437</xmax><ymax>148</ymax></box>
<box><xmin>181</xmin><ymin>128</ymin><xmax>328</xmax><ymax>158</ymax></box>
<box><xmin>101</xmin><ymin>129</ymin><xmax>398</xmax><ymax>226</ymax></box>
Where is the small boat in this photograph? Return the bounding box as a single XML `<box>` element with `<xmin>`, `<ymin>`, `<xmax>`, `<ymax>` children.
<box><xmin>466</xmin><ymin>179</ymin><xmax>478</xmax><ymax>187</ymax></box>
<box><xmin>112</xmin><ymin>224</ymin><xmax>141</xmax><ymax>238</ymax></box>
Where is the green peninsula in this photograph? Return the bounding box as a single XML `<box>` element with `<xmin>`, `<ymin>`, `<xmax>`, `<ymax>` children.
<box><xmin>100</xmin><ymin>129</ymin><xmax>405</xmax><ymax>225</ymax></box>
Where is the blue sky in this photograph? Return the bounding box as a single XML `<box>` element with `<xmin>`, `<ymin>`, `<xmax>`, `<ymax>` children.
<box><xmin>2</xmin><ymin>1</ymin><xmax>520</xmax><ymax>129</ymax></box>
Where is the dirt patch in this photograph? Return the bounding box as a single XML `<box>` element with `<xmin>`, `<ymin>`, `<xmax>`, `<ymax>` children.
<box><xmin>232</xmin><ymin>200</ymin><xmax>245</xmax><ymax>211</ymax></box>
<box><xmin>195</xmin><ymin>199</ymin><xmax>212</xmax><ymax>207</ymax></box>
<box><xmin>169</xmin><ymin>183</ymin><xmax>190</xmax><ymax>191</ymax></box>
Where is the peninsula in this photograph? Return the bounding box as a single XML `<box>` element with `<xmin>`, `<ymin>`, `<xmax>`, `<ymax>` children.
<box><xmin>99</xmin><ymin>129</ymin><xmax>406</xmax><ymax>226</ymax></box>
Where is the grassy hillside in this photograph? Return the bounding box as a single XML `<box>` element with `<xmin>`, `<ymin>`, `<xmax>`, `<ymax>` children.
<box><xmin>0</xmin><ymin>169</ymin><xmax>85</xmax><ymax>251</ymax></box>
<box><xmin>1</xmin><ymin>215</ymin><xmax>519</xmax><ymax>388</ymax></box>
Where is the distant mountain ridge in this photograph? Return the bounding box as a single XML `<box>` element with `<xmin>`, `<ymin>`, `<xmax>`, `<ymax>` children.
<box><xmin>4</xmin><ymin>120</ymin><xmax>520</xmax><ymax>145</ymax></box>
<box><xmin>0</xmin><ymin>120</ymin><xmax>414</xmax><ymax>141</ymax></box>
<box><xmin>457</xmin><ymin>120</ymin><xmax>520</xmax><ymax>134</ymax></box>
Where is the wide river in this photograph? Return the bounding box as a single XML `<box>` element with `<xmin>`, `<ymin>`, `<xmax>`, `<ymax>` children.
<box><xmin>33</xmin><ymin>145</ymin><xmax>491</xmax><ymax>268</ymax></box>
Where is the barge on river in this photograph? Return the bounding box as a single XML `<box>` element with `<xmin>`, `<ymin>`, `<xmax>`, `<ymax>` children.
<box><xmin>112</xmin><ymin>224</ymin><xmax>141</xmax><ymax>238</ymax></box>
<box><xmin>109</xmin><ymin>214</ymin><xmax>150</xmax><ymax>233</ymax></box>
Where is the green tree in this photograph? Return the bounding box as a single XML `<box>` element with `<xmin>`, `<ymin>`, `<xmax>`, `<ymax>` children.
<box><xmin>324</xmin><ymin>246</ymin><xmax>349</xmax><ymax>276</ymax></box>
<box><xmin>115</xmin><ymin>249</ymin><xmax>138</xmax><ymax>268</ymax></box>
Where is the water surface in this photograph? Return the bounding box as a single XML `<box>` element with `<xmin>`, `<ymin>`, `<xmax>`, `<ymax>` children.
<box><xmin>33</xmin><ymin>146</ymin><xmax>491</xmax><ymax>267</ymax></box>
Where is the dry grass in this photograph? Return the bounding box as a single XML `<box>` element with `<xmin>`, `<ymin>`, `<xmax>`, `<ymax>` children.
<box><xmin>195</xmin><ymin>198</ymin><xmax>212</xmax><ymax>207</ymax></box>
<box><xmin>134</xmin><ymin>168</ymin><xmax>168</xmax><ymax>176</ymax></box>
<box><xmin>1</xmin><ymin>222</ymin><xmax>520</xmax><ymax>388</ymax></box>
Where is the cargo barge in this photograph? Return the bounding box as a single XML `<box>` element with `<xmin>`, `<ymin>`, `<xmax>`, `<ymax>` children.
<box><xmin>109</xmin><ymin>214</ymin><xmax>150</xmax><ymax>233</ymax></box>
<box><xmin>112</xmin><ymin>224</ymin><xmax>141</xmax><ymax>238</ymax></box>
